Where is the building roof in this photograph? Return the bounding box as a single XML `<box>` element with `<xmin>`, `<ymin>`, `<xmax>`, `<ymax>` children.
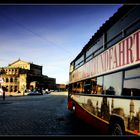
<box><xmin>8</xmin><ymin>58</ymin><xmax>30</xmax><ymax>66</ymax></box>
<box><xmin>8</xmin><ymin>58</ymin><xmax>42</xmax><ymax>67</ymax></box>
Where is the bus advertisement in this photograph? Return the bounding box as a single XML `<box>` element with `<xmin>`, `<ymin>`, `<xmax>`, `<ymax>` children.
<box><xmin>68</xmin><ymin>5</ymin><xmax>140</xmax><ymax>136</ymax></box>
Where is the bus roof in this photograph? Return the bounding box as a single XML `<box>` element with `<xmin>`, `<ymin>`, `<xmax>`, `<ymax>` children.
<box><xmin>71</xmin><ymin>4</ymin><xmax>136</xmax><ymax>64</ymax></box>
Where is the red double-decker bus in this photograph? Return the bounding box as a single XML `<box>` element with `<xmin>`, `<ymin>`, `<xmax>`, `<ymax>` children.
<box><xmin>68</xmin><ymin>5</ymin><xmax>140</xmax><ymax>135</ymax></box>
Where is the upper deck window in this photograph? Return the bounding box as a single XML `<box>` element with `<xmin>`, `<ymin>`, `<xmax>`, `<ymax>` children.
<box><xmin>75</xmin><ymin>55</ymin><xmax>84</xmax><ymax>69</ymax></box>
<box><xmin>86</xmin><ymin>36</ymin><xmax>103</xmax><ymax>62</ymax></box>
<box><xmin>106</xmin><ymin>6</ymin><xmax>140</xmax><ymax>49</ymax></box>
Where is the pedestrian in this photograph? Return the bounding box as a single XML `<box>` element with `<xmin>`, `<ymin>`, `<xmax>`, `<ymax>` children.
<box><xmin>2</xmin><ymin>86</ymin><xmax>6</xmax><ymax>101</ymax></box>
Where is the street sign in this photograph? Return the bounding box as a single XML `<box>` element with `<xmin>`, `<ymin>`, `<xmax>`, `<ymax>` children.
<box><xmin>0</xmin><ymin>77</ymin><xmax>3</xmax><ymax>83</ymax></box>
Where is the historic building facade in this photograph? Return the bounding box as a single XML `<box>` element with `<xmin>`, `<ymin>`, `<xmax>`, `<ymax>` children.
<box><xmin>0</xmin><ymin>59</ymin><xmax>56</xmax><ymax>96</ymax></box>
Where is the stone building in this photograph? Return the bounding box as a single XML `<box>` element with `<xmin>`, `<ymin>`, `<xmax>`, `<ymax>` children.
<box><xmin>0</xmin><ymin>59</ymin><xmax>56</xmax><ymax>96</ymax></box>
<box><xmin>56</xmin><ymin>84</ymin><xmax>66</xmax><ymax>91</ymax></box>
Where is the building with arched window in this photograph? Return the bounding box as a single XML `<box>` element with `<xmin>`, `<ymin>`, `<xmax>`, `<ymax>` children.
<box><xmin>0</xmin><ymin>59</ymin><xmax>56</xmax><ymax>96</ymax></box>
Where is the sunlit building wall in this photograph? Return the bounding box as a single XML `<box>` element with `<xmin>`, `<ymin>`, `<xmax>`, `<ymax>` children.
<box><xmin>0</xmin><ymin>59</ymin><xmax>56</xmax><ymax>96</ymax></box>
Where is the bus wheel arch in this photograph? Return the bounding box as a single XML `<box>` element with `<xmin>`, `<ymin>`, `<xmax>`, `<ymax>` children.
<box><xmin>109</xmin><ymin>115</ymin><xmax>125</xmax><ymax>135</ymax></box>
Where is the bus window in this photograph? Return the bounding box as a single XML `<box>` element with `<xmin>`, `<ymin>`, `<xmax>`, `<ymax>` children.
<box><xmin>97</xmin><ymin>76</ymin><xmax>103</xmax><ymax>94</ymax></box>
<box><xmin>77</xmin><ymin>82</ymin><xmax>83</xmax><ymax>93</ymax></box>
<box><xmin>84</xmin><ymin>79</ymin><xmax>91</xmax><ymax>94</ymax></box>
<box><xmin>68</xmin><ymin>84</ymin><xmax>72</xmax><ymax>93</ymax></box>
<box><xmin>103</xmin><ymin>72</ymin><xmax>122</xmax><ymax>95</ymax></box>
<box><xmin>123</xmin><ymin>67</ymin><xmax>140</xmax><ymax>96</ymax></box>
<box><xmin>91</xmin><ymin>78</ymin><xmax>97</xmax><ymax>94</ymax></box>
<box><xmin>75</xmin><ymin>55</ymin><xmax>84</xmax><ymax>69</ymax></box>
<box><xmin>72</xmin><ymin>83</ymin><xmax>76</xmax><ymax>94</ymax></box>
<box><xmin>125</xmin><ymin>67</ymin><xmax>140</xmax><ymax>78</ymax></box>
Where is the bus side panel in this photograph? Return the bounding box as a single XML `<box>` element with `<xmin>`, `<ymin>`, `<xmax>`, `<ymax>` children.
<box><xmin>71</xmin><ymin>94</ymin><xmax>140</xmax><ymax>135</ymax></box>
<box><xmin>75</xmin><ymin>101</ymin><xmax>109</xmax><ymax>135</ymax></box>
<box><xmin>67</xmin><ymin>97</ymin><xmax>73</xmax><ymax>110</ymax></box>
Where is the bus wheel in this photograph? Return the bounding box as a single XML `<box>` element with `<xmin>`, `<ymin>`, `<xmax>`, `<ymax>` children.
<box><xmin>110</xmin><ymin>123</ymin><xmax>124</xmax><ymax>135</ymax></box>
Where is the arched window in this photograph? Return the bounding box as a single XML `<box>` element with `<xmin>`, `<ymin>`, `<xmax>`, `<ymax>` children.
<box><xmin>15</xmin><ymin>78</ymin><xmax>18</xmax><ymax>82</ymax></box>
<box><xmin>10</xmin><ymin>86</ymin><xmax>13</xmax><ymax>92</ymax></box>
<box><xmin>14</xmin><ymin>86</ymin><xmax>17</xmax><ymax>92</ymax></box>
<box><xmin>10</xmin><ymin>78</ymin><xmax>13</xmax><ymax>82</ymax></box>
<box><xmin>6</xmin><ymin>78</ymin><xmax>9</xmax><ymax>82</ymax></box>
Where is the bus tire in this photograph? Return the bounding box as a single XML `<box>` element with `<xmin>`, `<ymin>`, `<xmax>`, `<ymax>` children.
<box><xmin>110</xmin><ymin>122</ymin><xmax>124</xmax><ymax>135</ymax></box>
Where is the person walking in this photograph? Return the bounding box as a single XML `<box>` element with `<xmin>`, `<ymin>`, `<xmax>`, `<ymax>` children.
<box><xmin>2</xmin><ymin>86</ymin><xmax>7</xmax><ymax>101</ymax></box>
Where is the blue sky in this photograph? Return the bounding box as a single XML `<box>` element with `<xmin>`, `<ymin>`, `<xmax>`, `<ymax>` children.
<box><xmin>0</xmin><ymin>4</ymin><xmax>122</xmax><ymax>84</ymax></box>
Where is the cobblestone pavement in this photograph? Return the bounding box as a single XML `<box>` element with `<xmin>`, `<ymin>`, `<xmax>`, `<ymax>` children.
<box><xmin>0</xmin><ymin>92</ymin><xmax>102</xmax><ymax>137</ymax></box>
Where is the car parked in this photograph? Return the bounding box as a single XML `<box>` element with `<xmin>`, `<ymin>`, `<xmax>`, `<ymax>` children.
<box><xmin>27</xmin><ymin>90</ymin><xmax>42</xmax><ymax>95</ymax></box>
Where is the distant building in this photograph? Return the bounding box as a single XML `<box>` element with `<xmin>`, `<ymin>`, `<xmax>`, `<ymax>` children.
<box><xmin>56</xmin><ymin>84</ymin><xmax>66</xmax><ymax>91</ymax></box>
<box><xmin>0</xmin><ymin>59</ymin><xmax>56</xmax><ymax>96</ymax></box>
